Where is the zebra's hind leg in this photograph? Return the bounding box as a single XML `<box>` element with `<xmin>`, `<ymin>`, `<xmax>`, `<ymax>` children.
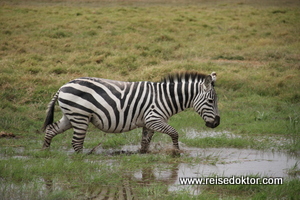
<box><xmin>140</xmin><ymin>127</ymin><xmax>154</xmax><ymax>154</ymax></box>
<box><xmin>43</xmin><ymin>115</ymin><xmax>72</xmax><ymax>149</ymax></box>
<box><xmin>70</xmin><ymin>117</ymin><xmax>90</xmax><ymax>153</ymax></box>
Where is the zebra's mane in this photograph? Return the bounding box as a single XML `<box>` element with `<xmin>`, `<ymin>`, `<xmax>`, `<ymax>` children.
<box><xmin>161</xmin><ymin>72</ymin><xmax>207</xmax><ymax>83</ymax></box>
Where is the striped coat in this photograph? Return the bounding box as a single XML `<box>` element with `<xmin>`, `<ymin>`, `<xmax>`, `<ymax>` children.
<box><xmin>43</xmin><ymin>72</ymin><xmax>220</xmax><ymax>153</ymax></box>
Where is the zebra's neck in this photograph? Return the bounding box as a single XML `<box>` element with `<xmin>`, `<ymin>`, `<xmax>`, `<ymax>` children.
<box><xmin>153</xmin><ymin>81</ymin><xmax>199</xmax><ymax>118</ymax></box>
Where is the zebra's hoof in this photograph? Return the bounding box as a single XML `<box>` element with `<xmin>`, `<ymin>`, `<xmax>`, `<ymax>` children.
<box><xmin>171</xmin><ymin>149</ymin><xmax>181</xmax><ymax>157</ymax></box>
<box><xmin>41</xmin><ymin>146</ymin><xmax>50</xmax><ymax>151</ymax></box>
<box><xmin>139</xmin><ymin>149</ymin><xmax>149</xmax><ymax>154</ymax></box>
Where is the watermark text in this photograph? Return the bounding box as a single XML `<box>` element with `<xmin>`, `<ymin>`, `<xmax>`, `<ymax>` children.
<box><xmin>179</xmin><ymin>176</ymin><xmax>283</xmax><ymax>185</ymax></box>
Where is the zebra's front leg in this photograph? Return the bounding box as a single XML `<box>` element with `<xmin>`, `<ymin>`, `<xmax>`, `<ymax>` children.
<box><xmin>145</xmin><ymin>122</ymin><xmax>180</xmax><ymax>155</ymax></box>
<box><xmin>140</xmin><ymin>127</ymin><xmax>155</xmax><ymax>154</ymax></box>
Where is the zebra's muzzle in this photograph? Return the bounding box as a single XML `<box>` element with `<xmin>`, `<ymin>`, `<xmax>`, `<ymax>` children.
<box><xmin>205</xmin><ymin>115</ymin><xmax>220</xmax><ymax>128</ymax></box>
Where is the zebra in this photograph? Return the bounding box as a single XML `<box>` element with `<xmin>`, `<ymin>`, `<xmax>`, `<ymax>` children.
<box><xmin>42</xmin><ymin>72</ymin><xmax>220</xmax><ymax>154</ymax></box>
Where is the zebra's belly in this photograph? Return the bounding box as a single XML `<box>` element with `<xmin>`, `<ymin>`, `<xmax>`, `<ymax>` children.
<box><xmin>91</xmin><ymin>113</ymin><xmax>144</xmax><ymax>133</ymax></box>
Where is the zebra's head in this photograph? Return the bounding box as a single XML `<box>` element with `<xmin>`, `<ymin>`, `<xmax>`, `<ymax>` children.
<box><xmin>193</xmin><ymin>72</ymin><xmax>220</xmax><ymax>128</ymax></box>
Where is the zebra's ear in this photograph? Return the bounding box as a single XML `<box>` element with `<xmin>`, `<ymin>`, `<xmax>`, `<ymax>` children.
<box><xmin>211</xmin><ymin>72</ymin><xmax>217</xmax><ymax>83</ymax></box>
<box><xmin>204</xmin><ymin>72</ymin><xmax>217</xmax><ymax>91</ymax></box>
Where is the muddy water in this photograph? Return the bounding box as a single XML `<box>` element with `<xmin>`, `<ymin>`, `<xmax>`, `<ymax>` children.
<box><xmin>182</xmin><ymin>147</ymin><xmax>298</xmax><ymax>177</ymax></box>
<box><xmin>104</xmin><ymin>145</ymin><xmax>299</xmax><ymax>178</ymax></box>
<box><xmin>169</xmin><ymin>147</ymin><xmax>299</xmax><ymax>194</ymax></box>
<box><xmin>93</xmin><ymin>144</ymin><xmax>299</xmax><ymax>195</ymax></box>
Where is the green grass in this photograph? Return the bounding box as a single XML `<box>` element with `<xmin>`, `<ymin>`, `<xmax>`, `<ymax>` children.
<box><xmin>204</xmin><ymin>177</ymin><xmax>300</xmax><ymax>200</ymax></box>
<box><xmin>0</xmin><ymin>0</ymin><xmax>300</xmax><ymax>199</ymax></box>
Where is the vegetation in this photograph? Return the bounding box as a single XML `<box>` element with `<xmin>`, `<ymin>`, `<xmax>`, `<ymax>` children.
<box><xmin>0</xmin><ymin>0</ymin><xmax>299</xmax><ymax>199</ymax></box>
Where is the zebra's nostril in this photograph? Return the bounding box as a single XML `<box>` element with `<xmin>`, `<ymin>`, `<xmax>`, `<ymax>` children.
<box><xmin>205</xmin><ymin>116</ymin><xmax>220</xmax><ymax>128</ymax></box>
<box><xmin>212</xmin><ymin>116</ymin><xmax>220</xmax><ymax>127</ymax></box>
<box><xmin>205</xmin><ymin>121</ymin><xmax>214</xmax><ymax>128</ymax></box>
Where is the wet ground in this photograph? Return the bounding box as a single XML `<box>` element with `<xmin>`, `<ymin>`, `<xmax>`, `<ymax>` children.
<box><xmin>2</xmin><ymin>131</ymin><xmax>299</xmax><ymax>199</ymax></box>
<box><xmin>90</xmin><ymin>143</ymin><xmax>300</xmax><ymax>196</ymax></box>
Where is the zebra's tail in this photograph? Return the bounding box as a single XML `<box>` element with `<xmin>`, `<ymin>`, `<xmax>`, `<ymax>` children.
<box><xmin>42</xmin><ymin>90</ymin><xmax>60</xmax><ymax>132</ymax></box>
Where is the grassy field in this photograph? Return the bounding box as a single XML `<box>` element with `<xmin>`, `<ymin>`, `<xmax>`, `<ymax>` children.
<box><xmin>0</xmin><ymin>0</ymin><xmax>300</xmax><ymax>199</ymax></box>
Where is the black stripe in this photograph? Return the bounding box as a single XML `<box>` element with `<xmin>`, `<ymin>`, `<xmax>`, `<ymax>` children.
<box><xmin>69</xmin><ymin>119</ymin><xmax>88</xmax><ymax>126</ymax></box>
<box><xmin>157</xmin><ymin>83</ymin><xmax>172</xmax><ymax>118</ymax></box>
<box><xmin>136</xmin><ymin>82</ymin><xmax>153</xmax><ymax>121</ymax></box>
<box><xmin>177</xmin><ymin>82</ymin><xmax>184</xmax><ymax>111</ymax></box>
<box><xmin>190</xmin><ymin>82</ymin><xmax>195</xmax><ymax>103</ymax></box>
<box><xmin>184</xmin><ymin>82</ymin><xmax>190</xmax><ymax>109</ymax></box>
<box><xmin>72</xmin><ymin>135</ymin><xmax>85</xmax><ymax>141</ymax></box>
<box><xmin>66</xmin><ymin>112</ymin><xmax>89</xmax><ymax>118</ymax></box>
<box><xmin>120</xmin><ymin>82</ymin><xmax>139</xmax><ymax>131</ymax></box>
<box><xmin>123</xmin><ymin>82</ymin><xmax>146</xmax><ymax>131</ymax></box>
<box><xmin>169</xmin><ymin>83</ymin><xmax>178</xmax><ymax>113</ymax></box>
<box><xmin>160</xmin><ymin>83</ymin><xmax>173</xmax><ymax>115</ymax></box>
<box><xmin>60</xmin><ymin>106</ymin><xmax>71</xmax><ymax>111</ymax></box>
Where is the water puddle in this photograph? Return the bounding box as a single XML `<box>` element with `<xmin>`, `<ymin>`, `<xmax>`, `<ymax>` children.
<box><xmin>92</xmin><ymin>144</ymin><xmax>299</xmax><ymax>178</ymax></box>
<box><xmin>87</xmin><ymin>143</ymin><xmax>299</xmax><ymax>196</ymax></box>
<box><xmin>169</xmin><ymin>147</ymin><xmax>299</xmax><ymax>194</ymax></box>
<box><xmin>184</xmin><ymin>147</ymin><xmax>298</xmax><ymax>177</ymax></box>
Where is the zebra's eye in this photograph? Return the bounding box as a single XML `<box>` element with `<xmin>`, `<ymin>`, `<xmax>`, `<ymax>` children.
<box><xmin>208</xmin><ymin>99</ymin><xmax>213</xmax><ymax>104</ymax></box>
